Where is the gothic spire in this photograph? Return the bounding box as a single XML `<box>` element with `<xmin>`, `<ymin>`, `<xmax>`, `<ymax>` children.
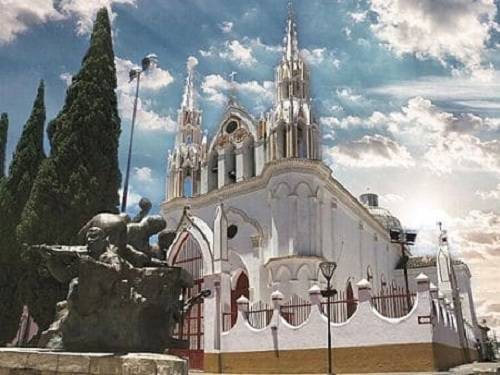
<box><xmin>284</xmin><ymin>0</ymin><xmax>299</xmax><ymax>61</ymax></box>
<box><xmin>181</xmin><ymin>58</ymin><xmax>197</xmax><ymax>111</ymax></box>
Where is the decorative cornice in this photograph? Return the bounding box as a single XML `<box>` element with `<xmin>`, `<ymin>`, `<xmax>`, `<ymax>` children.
<box><xmin>161</xmin><ymin>159</ymin><xmax>391</xmax><ymax>240</ymax></box>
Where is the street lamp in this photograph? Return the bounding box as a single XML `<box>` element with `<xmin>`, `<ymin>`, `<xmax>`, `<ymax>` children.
<box><xmin>319</xmin><ymin>261</ymin><xmax>337</xmax><ymax>375</ymax></box>
<box><xmin>120</xmin><ymin>53</ymin><xmax>159</xmax><ymax>213</ymax></box>
<box><xmin>390</xmin><ymin>228</ymin><xmax>417</xmax><ymax>312</ymax></box>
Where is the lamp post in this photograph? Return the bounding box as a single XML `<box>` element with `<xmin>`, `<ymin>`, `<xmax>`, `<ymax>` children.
<box><xmin>121</xmin><ymin>53</ymin><xmax>158</xmax><ymax>213</ymax></box>
<box><xmin>390</xmin><ymin>228</ymin><xmax>417</xmax><ymax>312</ymax></box>
<box><xmin>319</xmin><ymin>261</ymin><xmax>337</xmax><ymax>375</ymax></box>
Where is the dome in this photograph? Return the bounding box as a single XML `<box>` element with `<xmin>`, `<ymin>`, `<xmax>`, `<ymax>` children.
<box><xmin>359</xmin><ymin>193</ymin><xmax>403</xmax><ymax>231</ymax></box>
<box><xmin>367</xmin><ymin>206</ymin><xmax>402</xmax><ymax>231</ymax></box>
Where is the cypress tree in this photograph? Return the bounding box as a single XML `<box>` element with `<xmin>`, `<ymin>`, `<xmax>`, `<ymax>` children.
<box><xmin>0</xmin><ymin>82</ymin><xmax>48</xmax><ymax>344</ymax></box>
<box><xmin>0</xmin><ymin>113</ymin><xmax>8</xmax><ymax>180</ymax></box>
<box><xmin>18</xmin><ymin>7</ymin><xmax>121</xmax><ymax>246</ymax></box>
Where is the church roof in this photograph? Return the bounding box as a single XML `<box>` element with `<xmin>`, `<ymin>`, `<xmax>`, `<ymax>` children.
<box><xmin>396</xmin><ymin>255</ymin><xmax>465</xmax><ymax>270</ymax></box>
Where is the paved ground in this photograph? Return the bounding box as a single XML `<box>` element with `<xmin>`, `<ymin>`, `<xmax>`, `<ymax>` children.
<box><xmin>191</xmin><ymin>361</ymin><xmax>500</xmax><ymax>375</ymax></box>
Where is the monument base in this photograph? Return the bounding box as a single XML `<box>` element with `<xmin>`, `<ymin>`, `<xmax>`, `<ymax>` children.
<box><xmin>0</xmin><ymin>348</ymin><xmax>187</xmax><ymax>375</ymax></box>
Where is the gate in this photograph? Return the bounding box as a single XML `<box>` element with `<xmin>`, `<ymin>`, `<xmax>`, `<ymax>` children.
<box><xmin>171</xmin><ymin>234</ymin><xmax>204</xmax><ymax>369</ymax></box>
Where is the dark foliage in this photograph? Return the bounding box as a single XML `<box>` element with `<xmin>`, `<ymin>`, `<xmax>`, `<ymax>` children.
<box><xmin>0</xmin><ymin>82</ymin><xmax>46</xmax><ymax>344</ymax></box>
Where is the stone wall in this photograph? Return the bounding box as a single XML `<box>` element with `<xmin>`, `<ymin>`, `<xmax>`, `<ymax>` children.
<box><xmin>0</xmin><ymin>349</ymin><xmax>187</xmax><ymax>375</ymax></box>
<box><xmin>205</xmin><ymin>343</ymin><xmax>458</xmax><ymax>374</ymax></box>
<box><xmin>203</xmin><ymin>275</ymin><xmax>478</xmax><ymax>373</ymax></box>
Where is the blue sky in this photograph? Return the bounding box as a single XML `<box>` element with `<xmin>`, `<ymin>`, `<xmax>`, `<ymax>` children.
<box><xmin>0</xmin><ymin>0</ymin><xmax>499</xmax><ymax>331</ymax></box>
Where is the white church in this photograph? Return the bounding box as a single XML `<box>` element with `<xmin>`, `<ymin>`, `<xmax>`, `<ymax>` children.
<box><xmin>160</xmin><ymin>3</ymin><xmax>485</xmax><ymax>373</ymax></box>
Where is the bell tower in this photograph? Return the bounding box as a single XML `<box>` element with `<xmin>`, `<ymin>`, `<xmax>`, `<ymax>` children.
<box><xmin>269</xmin><ymin>0</ymin><xmax>320</xmax><ymax>161</ymax></box>
<box><xmin>166</xmin><ymin>58</ymin><xmax>206</xmax><ymax>200</ymax></box>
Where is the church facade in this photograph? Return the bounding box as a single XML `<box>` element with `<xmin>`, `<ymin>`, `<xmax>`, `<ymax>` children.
<box><xmin>160</xmin><ymin>3</ymin><xmax>483</xmax><ymax>373</ymax></box>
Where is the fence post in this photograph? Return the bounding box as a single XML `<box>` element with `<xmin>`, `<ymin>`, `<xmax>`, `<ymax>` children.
<box><xmin>356</xmin><ymin>278</ymin><xmax>372</xmax><ymax>303</ymax></box>
<box><xmin>237</xmin><ymin>295</ymin><xmax>249</xmax><ymax>325</ymax></box>
<box><xmin>270</xmin><ymin>290</ymin><xmax>284</xmax><ymax>330</ymax></box>
<box><xmin>415</xmin><ymin>273</ymin><xmax>432</xmax><ymax>318</ymax></box>
<box><xmin>429</xmin><ymin>282</ymin><xmax>438</xmax><ymax>299</ymax></box>
<box><xmin>308</xmin><ymin>285</ymin><xmax>322</xmax><ymax>306</ymax></box>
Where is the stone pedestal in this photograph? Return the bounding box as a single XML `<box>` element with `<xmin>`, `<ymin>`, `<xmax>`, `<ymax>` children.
<box><xmin>0</xmin><ymin>348</ymin><xmax>187</xmax><ymax>375</ymax></box>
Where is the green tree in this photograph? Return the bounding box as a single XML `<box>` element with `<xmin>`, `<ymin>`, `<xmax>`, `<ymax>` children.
<box><xmin>18</xmin><ymin>7</ymin><xmax>121</xmax><ymax>246</ymax></box>
<box><xmin>0</xmin><ymin>113</ymin><xmax>8</xmax><ymax>180</ymax></box>
<box><xmin>16</xmin><ymin>8</ymin><xmax>121</xmax><ymax>333</ymax></box>
<box><xmin>0</xmin><ymin>82</ymin><xmax>48</xmax><ymax>344</ymax></box>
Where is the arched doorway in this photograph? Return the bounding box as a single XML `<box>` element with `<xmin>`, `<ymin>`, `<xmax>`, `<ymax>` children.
<box><xmin>171</xmin><ymin>234</ymin><xmax>204</xmax><ymax>369</ymax></box>
<box><xmin>230</xmin><ymin>272</ymin><xmax>249</xmax><ymax>325</ymax></box>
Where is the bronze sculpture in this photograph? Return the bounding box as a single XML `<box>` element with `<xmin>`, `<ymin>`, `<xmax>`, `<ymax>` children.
<box><xmin>33</xmin><ymin>200</ymin><xmax>200</xmax><ymax>353</ymax></box>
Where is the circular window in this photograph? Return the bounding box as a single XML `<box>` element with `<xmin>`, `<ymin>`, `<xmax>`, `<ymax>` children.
<box><xmin>227</xmin><ymin>224</ymin><xmax>238</xmax><ymax>239</ymax></box>
<box><xmin>226</xmin><ymin>121</ymin><xmax>238</xmax><ymax>134</ymax></box>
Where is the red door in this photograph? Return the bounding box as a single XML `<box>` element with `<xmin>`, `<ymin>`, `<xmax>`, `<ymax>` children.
<box><xmin>230</xmin><ymin>273</ymin><xmax>249</xmax><ymax>326</ymax></box>
<box><xmin>171</xmin><ymin>235</ymin><xmax>204</xmax><ymax>369</ymax></box>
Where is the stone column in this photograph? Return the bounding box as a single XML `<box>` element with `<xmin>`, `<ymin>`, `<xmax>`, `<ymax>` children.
<box><xmin>200</xmin><ymin>163</ymin><xmax>208</xmax><ymax>194</ymax></box>
<box><xmin>308</xmin><ymin>285</ymin><xmax>322</xmax><ymax>308</ymax></box>
<box><xmin>416</xmin><ymin>273</ymin><xmax>432</xmax><ymax>317</ymax></box>
<box><xmin>270</xmin><ymin>290</ymin><xmax>284</xmax><ymax>330</ymax></box>
<box><xmin>217</xmin><ymin>148</ymin><xmax>228</xmax><ymax>189</ymax></box>
<box><xmin>235</xmin><ymin>144</ymin><xmax>245</xmax><ymax>182</ymax></box>
<box><xmin>357</xmin><ymin>279</ymin><xmax>372</xmax><ymax>303</ymax></box>
<box><xmin>237</xmin><ymin>295</ymin><xmax>249</xmax><ymax>324</ymax></box>
<box><xmin>255</xmin><ymin>140</ymin><xmax>266</xmax><ymax>176</ymax></box>
<box><xmin>288</xmin><ymin>194</ymin><xmax>298</xmax><ymax>255</ymax></box>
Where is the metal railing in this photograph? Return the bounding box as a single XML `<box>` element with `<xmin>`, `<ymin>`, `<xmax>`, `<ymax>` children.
<box><xmin>321</xmin><ymin>290</ymin><xmax>358</xmax><ymax>322</ymax></box>
<box><xmin>371</xmin><ymin>286</ymin><xmax>416</xmax><ymax>318</ymax></box>
<box><xmin>280</xmin><ymin>295</ymin><xmax>312</xmax><ymax>326</ymax></box>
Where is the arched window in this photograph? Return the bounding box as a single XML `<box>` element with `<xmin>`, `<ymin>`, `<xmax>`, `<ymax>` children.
<box><xmin>208</xmin><ymin>152</ymin><xmax>218</xmax><ymax>191</ymax></box>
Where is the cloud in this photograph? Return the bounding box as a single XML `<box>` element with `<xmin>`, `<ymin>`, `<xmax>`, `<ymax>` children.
<box><xmin>369</xmin><ymin>0</ymin><xmax>498</xmax><ymax>72</ymax></box>
<box><xmin>450</xmin><ymin>210</ymin><xmax>500</xmax><ymax>333</ymax></box>
<box><xmin>199</xmin><ymin>37</ymin><xmax>280</xmax><ymax>66</ymax></box>
<box><xmin>379</xmin><ymin>193</ymin><xmax>405</xmax><ymax>204</ymax></box>
<box><xmin>114</xmin><ymin>56</ymin><xmax>175</xmax><ymax>132</ymax></box>
<box><xmin>57</xmin><ymin>0</ymin><xmax>137</xmax><ymax>36</ymax></box>
<box><xmin>323</xmin><ymin>97</ymin><xmax>500</xmax><ymax>175</ymax></box>
<box><xmin>336</xmin><ymin>87</ymin><xmax>363</xmax><ymax>103</ymax></box>
<box><xmin>476</xmin><ymin>183</ymin><xmax>500</xmax><ymax>200</ymax></box>
<box><xmin>118</xmin><ymin>185</ymin><xmax>141</xmax><ymax>210</ymax></box>
<box><xmin>186</xmin><ymin>56</ymin><xmax>198</xmax><ymax>70</ymax></box>
<box><xmin>117</xmin><ymin>91</ymin><xmax>176</xmax><ymax>132</ymax></box>
<box><xmin>59</xmin><ymin>72</ymin><xmax>73</xmax><ymax>86</ymax></box>
<box><xmin>133</xmin><ymin>166</ymin><xmax>153</xmax><ymax>183</ymax></box>
<box><xmin>218</xmin><ymin>21</ymin><xmax>233</xmax><ymax>33</ymax></box>
<box><xmin>201</xmin><ymin>74</ymin><xmax>273</xmax><ymax>106</ymax></box>
<box><xmin>219</xmin><ymin>40</ymin><xmax>257</xmax><ymax>66</ymax></box>
<box><xmin>370</xmin><ymin>72</ymin><xmax>500</xmax><ymax>106</ymax></box>
<box><xmin>349</xmin><ymin>11</ymin><xmax>368</xmax><ymax>23</ymax></box>
<box><xmin>0</xmin><ymin>0</ymin><xmax>63</xmax><ymax>44</ymax></box>
<box><xmin>0</xmin><ymin>0</ymin><xmax>137</xmax><ymax>43</ymax></box>
<box><xmin>115</xmin><ymin>57</ymin><xmax>173</xmax><ymax>93</ymax></box>
<box><xmin>423</xmin><ymin>134</ymin><xmax>500</xmax><ymax>175</ymax></box>
<box><xmin>328</xmin><ymin>134</ymin><xmax>415</xmax><ymax>168</ymax></box>
<box><xmin>300</xmin><ymin>48</ymin><xmax>340</xmax><ymax>67</ymax></box>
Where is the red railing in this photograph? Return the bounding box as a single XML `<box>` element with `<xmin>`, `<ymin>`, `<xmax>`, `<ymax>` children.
<box><xmin>321</xmin><ymin>290</ymin><xmax>358</xmax><ymax>322</ymax></box>
<box><xmin>371</xmin><ymin>286</ymin><xmax>416</xmax><ymax>318</ymax></box>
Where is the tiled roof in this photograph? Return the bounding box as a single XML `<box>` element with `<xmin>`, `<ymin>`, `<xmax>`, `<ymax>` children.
<box><xmin>396</xmin><ymin>255</ymin><xmax>465</xmax><ymax>269</ymax></box>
